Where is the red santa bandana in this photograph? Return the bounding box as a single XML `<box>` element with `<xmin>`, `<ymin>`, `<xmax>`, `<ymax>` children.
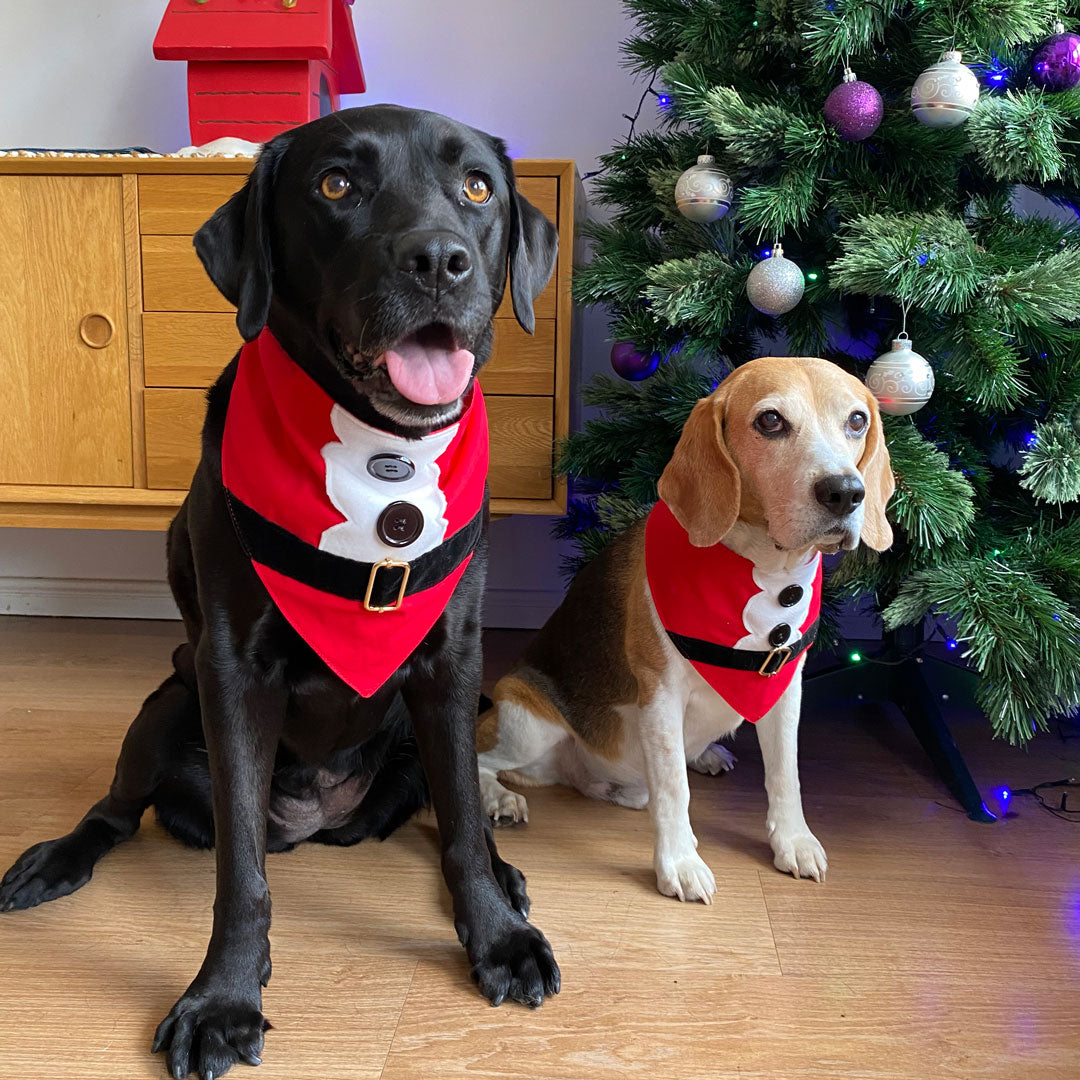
<box><xmin>221</xmin><ymin>328</ymin><xmax>488</xmax><ymax>697</ymax></box>
<box><xmin>644</xmin><ymin>499</ymin><xmax>821</xmax><ymax>723</ymax></box>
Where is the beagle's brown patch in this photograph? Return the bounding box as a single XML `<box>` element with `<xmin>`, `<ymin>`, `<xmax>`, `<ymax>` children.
<box><xmin>497</xmin><ymin>520</ymin><xmax>654</xmax><ymax>760</ymax></box>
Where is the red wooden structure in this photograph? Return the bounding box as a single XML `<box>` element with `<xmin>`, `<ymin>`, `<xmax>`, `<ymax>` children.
<box><xmin>154</xmin><ymin>0</ymin><xmax>366</xmax><ymax>146</ymax></box>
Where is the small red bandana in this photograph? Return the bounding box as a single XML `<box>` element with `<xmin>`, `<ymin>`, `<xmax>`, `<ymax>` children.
<box><xmin>221</xmin><ymin>329</ymin><xmax>488</xmax><ymax>697</ymax></box>
<box><xmin>644</xmin><ymin>500</ymin><xmax>821</xmax><ymax>722</ymax></box>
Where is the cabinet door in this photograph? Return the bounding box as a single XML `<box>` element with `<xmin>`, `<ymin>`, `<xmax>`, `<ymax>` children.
<box><xmin>0</xmin><ymin>176</ymin><xmax>132</xmax><ymax>486</ymax></box>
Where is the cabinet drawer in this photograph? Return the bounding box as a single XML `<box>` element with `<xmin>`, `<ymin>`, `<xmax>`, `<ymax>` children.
<box><xmin>144</xmin><ymin>388</ymin><xmax>206</xmax><ymax>490</ymax></box>
<box><xmin>142</xmin><ymin>235</ymin><xmax>233</xmax><ymax>312</ymax></box>
<box><xmin>145</xmin><ymin>387</ymin><xmax>553</xmax><ymax>501</ymax></box>
<box><xmin>138</xmin><ymin>174</ymin><xmax>246</xmax><ymax>235</ymax></box>
<box><xmin>487</xmin><ymin>396</ymin><xmax>553</xmax><ymax>500</ymax></box>
<box><xmin>143</xmin><ymin>313</ymin><xmax>240</xmax><ymax>387</ymax></box>
<box><xmin>481</xmin><ymin>319</ymin><xmax>555</xmax><ymax>396</ymax></box>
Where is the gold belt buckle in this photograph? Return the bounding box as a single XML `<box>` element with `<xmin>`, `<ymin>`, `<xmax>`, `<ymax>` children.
<box><xmin>759</xmin><ymin>645</ymin><xmax>792</xmax><ymax>676</ymax></box>
<box><xmin>363</xmin><ymin>558</ymin><xmax>411</xmax><ymax>612</ymax></box>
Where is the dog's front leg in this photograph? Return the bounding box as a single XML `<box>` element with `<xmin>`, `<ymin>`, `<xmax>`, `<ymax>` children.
<box><xmin>404</xmin><ymin>635</ymin><xmax>560</xmax><ymax>1009</ymax></box>
<box><xmin>639</xmin><ymin>685</ymin><xmax>716</xmax><ymax>903</ymax></box>
<box><xmin>756</xmin><ymin>665</ymin><xmax>827</xmax><ymax>881</ymax></box>
<box><xmin>153</xmin><ymin>635</ymin><xmax>285</xmax><ymax>1080</ymax></box>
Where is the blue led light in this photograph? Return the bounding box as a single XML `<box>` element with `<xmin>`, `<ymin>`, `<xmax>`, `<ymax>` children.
<box><xmin>658</xmin><ymin>94</ymin><xmax>670</xmax><ymax>107</ymax></box>
<box><xmin>759</xmin><ymin>247</ymin><xmax>772</xmax><ymax>258</ymax></box>
<box><xmin>946</xmin><ymin>638</ymin><xmax>958</xmax><ymax>650</ymax></box>
<box><xmin>1025</xmin><ymin>431</ymin><xmax>1038</xmax><ymax>448</ymax></box>
<box><xmin>916</xmin><ymin>253</ymin><xmax>929</xmax><ymax>265</ymax></box>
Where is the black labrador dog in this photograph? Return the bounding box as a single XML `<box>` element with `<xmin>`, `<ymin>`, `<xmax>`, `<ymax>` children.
<box><xmin>0</xmin><ymin>105</ymin><xmax>560</xmax><ymax>1079</ymax></box>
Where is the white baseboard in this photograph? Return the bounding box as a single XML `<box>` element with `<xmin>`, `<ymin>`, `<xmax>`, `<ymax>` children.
<box><xmin>0</xmin><ymin>577</ymin><xmax>182</xmax><ymax>620</ymax></box>
<box><xmin>0</xmin><ymin>576</ymin><xmax>563</xmax><ymax>629</ymax></box>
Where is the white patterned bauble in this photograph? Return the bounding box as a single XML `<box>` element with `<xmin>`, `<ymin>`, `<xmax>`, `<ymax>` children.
<box><xmin>911</xmin><ymin>50</ymin><xmax>980</xmax><ymax>128</ymax></box>
<box><xmin>745</xmin><ymin>244</ymin><xmax>805</xmax><ymax>315</ymax></box>
<box><xmin>674</xmin><ymin>154</ymin><xmax>733</xmax><ymax>222</ymax></box>
<box><xmin>865</xmin><ymin>337</ymin><xmax>935</xmax><ymax>415</ymax></box>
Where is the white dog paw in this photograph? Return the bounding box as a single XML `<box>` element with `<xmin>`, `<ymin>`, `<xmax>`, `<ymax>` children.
<box><xmin>655</xmin><ymin>849</ymin><xmax>716</xmax><ymax>904</ymax></box>
<box><xmin>771</xmin><ymin>829</ymin><xmax>827</xmax><ymax>882</ymax></box>
<box><xmin>688</xmin><ymin>743</ymin><xmax>737</xmax><ymax>775</ymax></box>
<box><xmin>480</xmin><ymin>778</ymin><xmax>529</xmax><ymax>825</ymax></box>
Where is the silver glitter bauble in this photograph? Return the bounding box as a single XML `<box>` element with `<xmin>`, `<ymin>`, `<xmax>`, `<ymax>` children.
<box><xmin>745</xmin><ymin>244</ymin><xmax>805</xmax><ymax>315</ymax></box>
<box><xmin>675</xmin><ymin>154</ymin><xmax>733</xmax><ymax>223</ymax></box>
<box><xmin>865</xmin><ymin>337</ymin><xmax>935</xmax><ymax>415</ymax></box>
<box><xmin>911</xmin><ymin>50</ymin><xmax>980</xmax><ymax>128</ymax></box>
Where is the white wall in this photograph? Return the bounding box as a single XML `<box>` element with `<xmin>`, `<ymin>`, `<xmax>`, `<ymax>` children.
<box><xmin>0</xmin><ymin>0</ymin><xmax>645</xmax><ymax>624</ymax></box>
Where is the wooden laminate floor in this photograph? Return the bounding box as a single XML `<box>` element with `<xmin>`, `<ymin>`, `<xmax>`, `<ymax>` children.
<box><xmin>0</xmin><ymin>616</ymin><xmax>1078</xmax><ymax>1079</ymax></box>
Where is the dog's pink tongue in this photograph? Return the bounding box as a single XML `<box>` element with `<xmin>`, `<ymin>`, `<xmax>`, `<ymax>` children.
<box><xmin>383</xmin><ymin>340</ymin><xmax>474</xmax><ymax>406</ymax></box>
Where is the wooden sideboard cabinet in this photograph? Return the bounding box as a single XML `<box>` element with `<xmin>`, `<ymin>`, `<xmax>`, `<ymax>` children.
<box><xmin>0</xmin><ymin>155</ymin><xmax>579</xmax><ymax>529</ymax></box>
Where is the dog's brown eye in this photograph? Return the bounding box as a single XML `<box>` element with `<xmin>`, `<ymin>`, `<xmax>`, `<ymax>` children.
<box><xmin>463</xmin><ymin>173</ymin><xmax>492</xmax><ymax>204</ymax></box>
<box><xmin>847</xmin><ymin>410</ymin><xmax>868</xmax><ymax>435</ymax></box>
<box><xmin>754</xmin><ymin>409</ymin><xmax>788</xmax><ymax>436</ymax></box>
<box><xmin>320</xmin><ymin>171</ymin><xmax>351</xmax><ymax>201</ymax></box>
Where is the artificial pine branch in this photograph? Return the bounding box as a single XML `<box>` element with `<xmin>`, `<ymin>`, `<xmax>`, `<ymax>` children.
<box><xmin>969</xmin><ymin>90</ymin><xmax>1067</xmax><ymax>183</ymax></box>
<box><xmin>644</xmin><ymin>252</ymin><xmax>744</xmax><ymax>334</ymax></box>
<box><xmin>984</xmin><ymin>247</ymin><xmax>1080</xmax><ymax>327</ymax></box>
<box><xmin>831</xmin><ymin>212</ymin><xmax>982</xmax><ymax>312</ymax></box>
<box><xmin>801</xmin><ymin>0</ymin><xmax>904</xmax><ymax>69</ymax></box>
<box><xmin>883</xmin><ymin>420</ymin><xmax>978</xmax><ymax>546</ymax></box>
<box><xmin>1019</xmin><ymin>419</ymin><xmax>1080</xmax><ymax>503</ymax></box>
<box><xmin>883</xmin><ymin>559</ymin><xmax>1080</xmax><ymax>744</ymax></box>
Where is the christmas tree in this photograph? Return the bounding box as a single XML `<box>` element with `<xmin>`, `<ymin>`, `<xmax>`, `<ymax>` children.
<box><xmin>561</xmin><ymin>0</ymin><xmax>1080</xmax><ymax>745</ymax></box>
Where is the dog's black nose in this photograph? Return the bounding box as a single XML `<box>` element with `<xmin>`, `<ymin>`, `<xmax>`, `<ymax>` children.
<box><xmin>814</xmin><ymin>474</ymin><xmax>865</xmax><ymax>517</ymax></box>
<box><xmin>393</xmin><ymin>231</ymin><xmax>473</xmax><ymax>293</ymax></box>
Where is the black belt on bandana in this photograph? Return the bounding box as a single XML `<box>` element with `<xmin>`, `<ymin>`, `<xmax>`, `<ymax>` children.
<box><xmin>666</xmin><ymin>618</ymin><xmax>819</xmax><ymax>677</ymax></box>
<box><xmin>225</xmin><ymin>490</ymin><xmax>484</xmax><ymax>611</ymax></box>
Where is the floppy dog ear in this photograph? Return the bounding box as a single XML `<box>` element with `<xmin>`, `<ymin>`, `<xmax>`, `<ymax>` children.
<box><xmin>658</xmin><ymin>392</ymin><xmax>740</xmax><ymax>548</ymax></box>
<box><xmin>857</xmin><ymin>396</ymin><xmax>895</xmax><ymax>552</ymax></box>
<box><xmin>193</xmin><ymin>139</ymin><xmax>285</xmax><ymax>342</ymax></box>
<box><xmin>505</xmin><ymin>177</ymin><xmax>559</xmax><ymax>335</ymax></box>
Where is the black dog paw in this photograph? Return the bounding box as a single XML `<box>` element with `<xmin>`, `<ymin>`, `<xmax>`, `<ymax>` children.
<box><xmin>0</xmin><ymin>836</ymin><xmax>93</xmax><ymax>912</ymax></box>
<box><xmin>489</xmin><ymin>856</ymin><xmax>531</xmax><ymax>919</ymax></box>
<box><xmin>470</xmin><ymin>920</ymin><xmax>561</xmax><ymax>1009</ymax></box>
<box><xmin>152</xmin><ymin>993</ymin><xmax>269</xmax><ymax>1080</ymax></box>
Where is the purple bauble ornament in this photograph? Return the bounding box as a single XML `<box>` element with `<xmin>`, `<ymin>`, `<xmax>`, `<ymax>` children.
<box><xmin>1032</xmin><ymin>23</ymin><xmax>1080</xmax><ymax>92</ymax></box>
<box><xmin>824</xmin><ymin>67</ymin><xmax>884</xmax><ymax>141</ymax></box>
<box><xmin>610</xmin><ymin>341</ymin><xmax>660</xmax><ymax>381</ymax></box>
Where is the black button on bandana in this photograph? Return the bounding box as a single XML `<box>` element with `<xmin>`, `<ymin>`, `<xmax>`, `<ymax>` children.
<box><xmin>377</xmin><ymin>501</ymin><xmax>424</xmax><ymax>547</ymax></box>
<box><xmin>778</xmin><ymin>584</ymin><xmax>803</xmax><ymax>607</ymax></box>
<box><xmin>367</xmin><ymin>454</ymin><xmax>415</xmax><ymax>482</ymax></box>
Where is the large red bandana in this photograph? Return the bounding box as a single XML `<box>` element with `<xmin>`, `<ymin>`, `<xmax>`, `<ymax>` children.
<box><xmin>644</xmin><ymin>500</ymin><xmax>822</xmax><ymax>723</ymax></box>
<box><xmin>221</xmin><ymin>329</ymin><xmax>488</xmax><ymax>697</ymax></box>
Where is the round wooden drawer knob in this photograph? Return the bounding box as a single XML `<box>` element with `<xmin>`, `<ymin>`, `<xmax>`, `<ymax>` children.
<box><xmin>78</xmin><ymin>313</ymin><xmax>114</xmax><ymax>349</ymax></box>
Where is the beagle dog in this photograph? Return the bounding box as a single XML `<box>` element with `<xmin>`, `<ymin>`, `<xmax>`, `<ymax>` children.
<box><xmin>477</xmin><ymin>357</ymin><xmax>894</xmax><ymax>903</ymax></box>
